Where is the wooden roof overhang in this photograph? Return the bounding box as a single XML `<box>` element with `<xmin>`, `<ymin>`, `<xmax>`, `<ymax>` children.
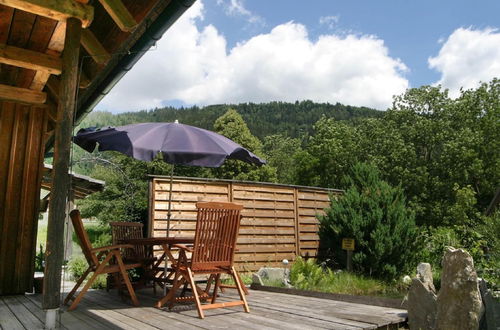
<box><xmin>41</xmin><ymin>164</ymin><xmax>105</xmax><ymax>199</ymax></box>
<box><xmin>0</xmin><ymin>0</ymin><xmax>195</xmax><ymax>147</ymax></box>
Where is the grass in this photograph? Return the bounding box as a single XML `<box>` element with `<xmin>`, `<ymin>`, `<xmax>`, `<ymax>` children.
<box><xmin>288</xmin><ymin>257</ymin><xmax>407</xmax><ymax>299</ymax></box>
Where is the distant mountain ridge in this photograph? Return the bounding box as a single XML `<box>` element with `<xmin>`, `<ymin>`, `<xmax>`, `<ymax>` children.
<box><xmin>84</xmin><ymin>101</ymin><xmax>382</xmax><ymax>139</ymax></box>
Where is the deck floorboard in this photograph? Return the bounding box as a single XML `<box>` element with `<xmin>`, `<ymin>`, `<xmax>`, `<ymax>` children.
<box><xmin>1</xmin><ymin>288</ymin><xmax>407</xmax><ymax>330</ymax></box>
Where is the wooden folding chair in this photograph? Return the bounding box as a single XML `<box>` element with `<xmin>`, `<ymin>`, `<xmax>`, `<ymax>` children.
<box><xmin>64</xmin><ymin>210</ymin><xmax>141</xmax><ymax>311</ymax></box>
<box><xmin>156</xmin><ymin>202</ymin><xmax>249</xmax><ymax>319</ymax></box>
<box><xmin>109</xmin><ymin>221</ymin><xmax>158</xmax><ymax>293</ymax></box>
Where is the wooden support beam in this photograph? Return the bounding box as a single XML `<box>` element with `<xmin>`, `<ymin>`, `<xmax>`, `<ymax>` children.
<box><xmin>0</xmin><ymin>43</ymin><xmax>62</xmax><ymax>74</ymax></box>
<box><xmin>0</xmin><ymin>83</ymin><xmax>46</xmax><ymax>103</ymax></box>
<box><xmin>43</xmin><ymin>17</ymin><xmax>82</xmax><ymax>313</ymax></box>
<box><xmin>80</xmin><ymin>29</ymin><xmax>111</xmax><ymax>65</ymax></box>
<box><xmin>98</xmin><ymin>0</ymin><xmax>137</xmax><ymax>32</ymax></box>
<box><xmin>0</xmin><ymin>0</ymin><xmax>93</xmax><ymax>28</ymax></box>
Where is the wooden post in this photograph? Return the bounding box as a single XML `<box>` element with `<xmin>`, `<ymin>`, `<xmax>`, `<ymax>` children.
<box><xmin>42</xmin><ymin>17</ymin><xmax>81</xmax><ymax>316</ymax></box>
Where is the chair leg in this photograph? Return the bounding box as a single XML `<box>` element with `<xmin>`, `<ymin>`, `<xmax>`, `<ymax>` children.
<box><xmin>187</xmin><ymin>268</ymin><xmax>204</xmax><ymax>319</ymax></box>
<box><xmin>211</xmin><ymin>274</ymin><xmax>221</xmax><ymax>304</ymax></box>
<box><xmin>231</xmin><ymin>267</ymin><xmax>250</xmax><ymax>313</ymax></box>
<box><xmin>156</xmin><ymin>268</ymin><xmax>181</xmax><ymax>308</ymax></box>
<box><xmin>64</xmin><ymin>267</ymin><xmax>91</xmax><ymax>305</ymax></box>
<box><xmin>115</xmin><ymin>252</ymin><xmax>139</xmax><ymax>307</ymax></box>
<box><xmin>68</xmin><ymin>258</ymin><xmax>110</xmax><ymax>311</ymax></box>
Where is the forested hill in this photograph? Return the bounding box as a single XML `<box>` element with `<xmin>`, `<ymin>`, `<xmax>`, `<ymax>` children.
<box><xmin>83</xmin><ymin>101</ymin><xmax>382</xmax><ymax>139</ymax></box>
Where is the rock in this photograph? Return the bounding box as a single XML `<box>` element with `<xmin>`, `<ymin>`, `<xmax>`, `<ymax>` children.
<box><xmin>417</xmin><ymin>263</ymin><xmax>435</xmax><ymax>291</ymax></box>
<box><xmin>408</xmin><ymin>263</ymin><xmax>437</xmax><ymax>330</ymax></box>
<box><xmin>256</xmin><ymin>267</ymin><xmax>290</xmax><ymax>286</ymax></box>
<box><xmin>252</xmin><ymin>273</ymin><xmax>264</xmax><ymax>286</ymax></box>
<box><xmin>435</xmin><ymin>247</ymin><xmax>484</xmax><ymax>330</ymax></box>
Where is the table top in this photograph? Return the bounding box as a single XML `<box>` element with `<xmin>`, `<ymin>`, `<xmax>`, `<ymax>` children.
<box><xmin>120</xmin><ymin>237</ymin><xmax>194</xmax><ymax>245</ymax></box>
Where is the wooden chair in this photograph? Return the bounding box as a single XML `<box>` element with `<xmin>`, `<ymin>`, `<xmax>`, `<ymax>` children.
<box><xmin>156</xmin><ymin>202</ymin><xmax>249</xmax><ymax>319</ymax></box>
<box><xmin>109</xmin><ymin>221</ymin><xmax>158</xmax><ymax>293</ymax></box>
<box><xmin>64</xmin><ymin>210</ymin><xmax>141</xmax><ymax>311</ymax></box>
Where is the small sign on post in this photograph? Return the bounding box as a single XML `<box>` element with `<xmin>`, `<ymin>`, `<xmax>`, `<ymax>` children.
<box><xmin>342</xmin><ymin>238</ymin><xmax>355</xmax><ymax>272</ymax></box>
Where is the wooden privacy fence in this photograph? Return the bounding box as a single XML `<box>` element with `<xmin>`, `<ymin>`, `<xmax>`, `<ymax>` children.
<box><xmin>149</xmin><ymin>176</ymin><xmax>342</xmax><ymax>272</ymax></box>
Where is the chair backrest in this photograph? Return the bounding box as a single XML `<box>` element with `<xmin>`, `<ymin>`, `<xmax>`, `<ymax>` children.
<box><xmin>70</xmin><ymin>209</ymin><xmax>98</xmax><ymax>267</ymax></box>
<box><xmin>191</xmin><ymin>202</ymin><xmax>243</xmax><ymax>271</ymax></box>
<box><xmin>110</xmin><ymin>221</ymin><xmax>146</xmax><ymax>259</ymax></box>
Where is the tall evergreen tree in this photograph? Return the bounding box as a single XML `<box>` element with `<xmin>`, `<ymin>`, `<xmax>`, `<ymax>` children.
<box><xmin>318</xmin><ymin>163</ymin><xmax>418</xmax><ymax>281</ymax></box>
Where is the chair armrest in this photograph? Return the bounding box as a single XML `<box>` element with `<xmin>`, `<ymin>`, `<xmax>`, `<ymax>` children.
<box><xmin>91</xmin><ymin>244</ymin><xmax>134</xmax><ymax>253</ymax></box>
<box><xmin>171</xmin><ymin>244</ymin><xmax>193</xmax><ymax>252</ymax></box>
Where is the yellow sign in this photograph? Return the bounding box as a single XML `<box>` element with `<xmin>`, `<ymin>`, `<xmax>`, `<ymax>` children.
<box><xmin>342</xmin><ymin>238</ymin><xmax>355</xmax><ymax>251</ymax></box>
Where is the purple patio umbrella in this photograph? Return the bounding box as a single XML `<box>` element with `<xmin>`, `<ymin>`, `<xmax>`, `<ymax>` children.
<box><xmin>74</xmin><ymin>121</ymin><xmax>266</xmax><ymax>236</ymax></box>
<box><xmin>74</xmin><ymin>121</ymin><xmax>265</xmax><ymax>167</ymax></box>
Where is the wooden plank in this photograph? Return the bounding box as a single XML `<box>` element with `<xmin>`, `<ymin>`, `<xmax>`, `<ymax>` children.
<box><xmin>0</xmin><ymin>298</ymin><xmax>24</xmax><ymax>330</ymax></box>
<box><xmin>98</xmin><ymin>0</ymin><xmax>137</xmax><ymax>32</ymax></box>
<box><xmin>80</xmin><ymin>29</ymin><xmax>110</xmax><ymax>65</ymax></box>
<box><xmin>0</xmin><ymin>43</ymin><xmax>62</xmax><ymax>74</ymax></box>
<box><xmin>0</xmin><ymin>5</ymin><xmax>15</xmax><ymax>44</ymax></box>
<box><xmin>43</xmin><ymin>17</ymin><xmax>81</xmax><ymax>310</ymax></box>
<box><xmin>0</xmin><ymin>83</ymin><xmax>46</xmax><ymax>103</ymax></box>
<box><xmin>0</xmin><ymin>0</ymin><xmax>93</xmax><ymax>28</ymax></box>
<box><xmin>2</xmin><ymin>296</ymin><xmax>44</xmax><ymax>329</ymax></box>
<box><xmin>14</xmin><ymin>295</ymin><xmax>69</xmax><ymax>330</ymax></box>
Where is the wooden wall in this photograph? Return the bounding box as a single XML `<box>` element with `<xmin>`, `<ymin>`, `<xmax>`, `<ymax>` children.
<box><xmin>0</xmin><ymin>101</ymin><xmax>48</xmax><ymax>295</ymax></box>
<box><xmin>149</xmin><ymin>177</ymin><xmax>342</xmax><ymax>272</ymax></box>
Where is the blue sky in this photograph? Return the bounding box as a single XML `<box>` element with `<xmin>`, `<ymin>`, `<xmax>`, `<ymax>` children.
<box><xmin>98</xmin><ymin>0</ymin><xmax>500</xmax><ymax>113</ymax></box>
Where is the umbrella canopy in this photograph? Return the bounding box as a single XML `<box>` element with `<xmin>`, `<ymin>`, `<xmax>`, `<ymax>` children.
<box><xmin>73</xmin><ymin>122</ymin><xmax>266</xmax><ymax>167</ymax></box>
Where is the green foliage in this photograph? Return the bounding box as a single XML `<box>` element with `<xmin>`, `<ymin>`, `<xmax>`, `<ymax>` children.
<box><xmin>318</xmin><ymin>163</ymin><xmax>418</xmax><ymax>281</ymax></box>
<box><xmin>68</xmin><ymin>257</ymin><xmax>87</xmax><ymax>280</ymax></box>
<box><xmin>262</xmin><ymin>134</ymin><xmax>302</xmax><ymax>184</ymax></box>
<box><xmin>211</xmin><ymin>109</ymin><xmax>277</xmax><ymax>182</ymax></box>
<box><xmin>68</xmin><ymin>257</ymin><xmax>107</xmax><ymax>289</ymax></box>
<box><xmin>34</xmin><ymin>244</ymin><xmax>45</xmax><ymax>272</ymax></box>
<box><xmin>76</xmin><ymin>153</ymin><xmax>172</xmax><ymax>224</ymax></box>
<box><xmin>72</xmin><ymin>223</ymin><xmax>111</xmax><ymax>247</ymax></box>
<box><xmin>289</xmin><ymin>257</ymin><xmax>404</xmax><ymax>297</ymax></box>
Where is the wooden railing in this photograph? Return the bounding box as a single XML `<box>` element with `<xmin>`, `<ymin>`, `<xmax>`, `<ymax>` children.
<box><xmin>148</xmin><ymin>176</ymin><xmax>342</xmax><ymax>272</ymax></box>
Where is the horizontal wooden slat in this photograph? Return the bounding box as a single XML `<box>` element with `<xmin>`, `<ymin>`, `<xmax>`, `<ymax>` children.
<box><xmin>0</xmin><ymin>84</ymin><xmax>46</xmax><ymax>103</ymax></box>
<box><xmin>0</xmin><ymin>0</ymin><xmax>93</xmax><ymax>28</ymax></box>
<box><xmin>0</xmin><ymin>43</ymin><xmax>61</xmax><ymax>74</ymax></box>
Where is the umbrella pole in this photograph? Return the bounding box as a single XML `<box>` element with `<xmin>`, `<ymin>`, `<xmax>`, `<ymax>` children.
<box><xmin>166</xmin><ymin>165</ymin><xmax>174</xmax><ymax>238</ymax></box>
<box><xmin>164</xmin><ymin>165</ymin><xmax>174</xmax><ymax>295</ymax></box>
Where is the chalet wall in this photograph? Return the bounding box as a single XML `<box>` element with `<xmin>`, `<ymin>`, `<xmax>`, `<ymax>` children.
<box><xmin>0</xmin><ymin>101</ymin><xmax>48</xmax><ymax>295</ymax></box>
<box><xmin>149</xmin><ymin>177</ymin><xmax>342</xmax><ymax>272</ymax></box>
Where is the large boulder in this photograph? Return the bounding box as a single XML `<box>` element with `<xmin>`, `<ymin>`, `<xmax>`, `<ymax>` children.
<box><xmin>408</xmin><ymin>263</ymin><xmax>437</xmax><ymax>330</ymax></box>
<box><xmin>435</xmin><ymin>247</ymin><xmax>484</xmax><ymax>330</ymax></box>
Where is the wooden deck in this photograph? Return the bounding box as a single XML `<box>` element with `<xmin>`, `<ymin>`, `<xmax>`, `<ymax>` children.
<box><xmin>0</xmin><ymin>288</ymin><xmax>407</xmax><ymax>329</ymax></box>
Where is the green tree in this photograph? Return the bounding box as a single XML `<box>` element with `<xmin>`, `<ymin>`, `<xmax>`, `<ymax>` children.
<box><xmin>262</xmin><ymin>134</ymin><xmax>302</xmax><ymax>184</ymax></box>
<box><xmin>212</xmin><ymin>109</ymin><xmax>277</xmax><ymax>182</ymax></box>
<box><xmin>318</xmin><ymin>163</ymin><xmax>418</xmax><ymax>281</ymax></box>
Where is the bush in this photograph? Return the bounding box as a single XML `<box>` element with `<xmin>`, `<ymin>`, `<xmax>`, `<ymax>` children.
<box><xmin>68</xmin><ymin>256</ymin><xmax>107</xmax><ymax>289</ymax></box>
<box><xmin>318</xmin><ymin>163</ymin><xmax>418</xmax><ymax>281</ymax></box>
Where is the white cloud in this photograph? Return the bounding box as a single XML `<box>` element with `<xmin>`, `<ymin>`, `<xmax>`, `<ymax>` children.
<box><xmin>97</xmin><ymin>1</ymin><xmax>409</xmax><ymax>112</ymax></box>
<box><xmin>217</xmin><ymin>0</ymin><xmax>264</xmax><ymax>25</ymax></box>
<box><xmin>429</xmin><ymin>27</ymin><xmax>500</xmax><ymax>97</ymax></box>
<box><xmin>319</xmin><ymin>15</ymin><xmax>339</xmax><ymax>30</ymax></box>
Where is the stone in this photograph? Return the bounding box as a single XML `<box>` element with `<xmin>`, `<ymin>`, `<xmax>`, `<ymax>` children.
<box><xmin>435</xmin><ymin>247</ymin><xmax>484</xmax><ymax>330</ymax></box>
<box><xmin>417</xmin><ymin>262</ymin><xmax>435</xmax><ymax>291</ymax></box>
<box><xmin>252</xmin><ymin>273</ymin><xmax>264</xmax><ymax>286</ymax></box>
<box><xmin>408</xmin><ymin>263</ymin><xmax>437</xmax><ymax>330</ymax></box>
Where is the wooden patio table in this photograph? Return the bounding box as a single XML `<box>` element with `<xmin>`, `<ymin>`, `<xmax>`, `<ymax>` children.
<box><xmin>119</xmin><ymin>236</ymin><xmax>195</xmax><ymax>296</ymax></box>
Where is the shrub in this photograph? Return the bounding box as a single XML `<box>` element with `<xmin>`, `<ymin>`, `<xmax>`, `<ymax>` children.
<box><xmin>68</xmin><ymin>256</ymin><xmax>107</xmax><ymax>289</ymax></box>
<box><xmin>318</xmin><ymin>162</ymin><xmax>418</xmax><ymax>281</ymax></box>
